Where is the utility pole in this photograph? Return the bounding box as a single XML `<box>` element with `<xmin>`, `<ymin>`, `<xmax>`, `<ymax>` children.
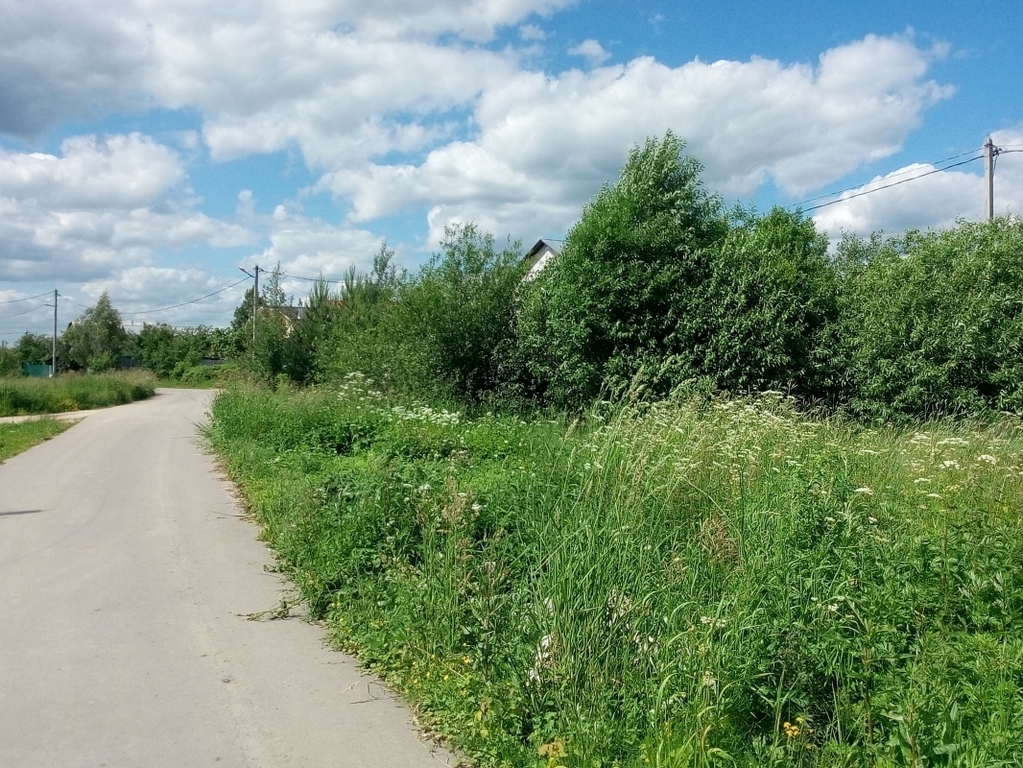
<box><xmin>984</xmin><ymin>135</ymin><xmax>996</xmax><ymax>221</ymax></box>
<box><xmin>45</xmin><ymin>289</ymin><xmax>58</xmax><ymax>377</ymax></box>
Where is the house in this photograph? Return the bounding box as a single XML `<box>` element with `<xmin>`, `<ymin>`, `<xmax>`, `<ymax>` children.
<box><xmin>523</xmin><ymin>238</ymin><xmax>562</xmax><ymax>281</ymax></box>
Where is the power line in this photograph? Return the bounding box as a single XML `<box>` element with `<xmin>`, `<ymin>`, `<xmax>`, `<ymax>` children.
<box><xmin>119</xmin><ymin>276</ymin><xmax>249</xmax><ymax>316</ymax></box>
<box><xmin>789</xmin><ymin>148</ymin><xmax>984</xmax><ymax>210</ymax></box>
<box><xmin>0</xmin><ymin>301</ymin><xmax>49</xmax><ymax>320</ymax></box>
<box><xmin>282</xmin><ymin>272</ymin><xmax>345</xmax><ymax>284</ymax></box>
<box><xmin>0</xmin><ymin>290</ymin><xmax>53</xmax><ymax>305</ymax></box>
<box><xmin>799</xmin><ymin>155</ymin><xmax>985</xmax><ymax>214</ymax></box>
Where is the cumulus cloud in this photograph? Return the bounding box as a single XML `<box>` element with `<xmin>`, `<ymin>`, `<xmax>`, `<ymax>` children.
<box><xmin>320</xmin><ymin>34</ymin><xmax>951</xmax><ymax>244</ymax></box>
<box><xmin>0</xmin><ymin>134</ymin><xmax>184</xmax><ymax>209</ymax></box>
<box><xmin>812</xmin><ymin>128</ymin><xmax>1023</xmax><ymax>238</ymax></box>
<box><xmin>0</xmin><ymin>134</ymin><xmax>254</xmax><ymax>283</ymax></box>
<box><xmin>245</xmin><ymin>209</ymin><xmax>386</xmax><ymax>284</ymax></box>
<box><xmin>569</xmin><ymin>39</ymin><xmax>611</xmax><ymax>66</ymax></box>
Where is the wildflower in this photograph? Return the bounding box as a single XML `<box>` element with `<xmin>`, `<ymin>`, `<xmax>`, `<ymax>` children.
<box><xmin>701</xmin><ymin>671</ymin><xmax>716</xmax><ymax>688</ymax></box>
<box><xmin>978</xmin><ymin>454</ymin><xmax>998</xmax><ymax>464</ymax></box>
<box><xmin>926</xmin><ymin>493</ymin><xmax>942</xmax><ymax>500</ymax></box>
<box><xmin>941</xmin><ymin>460</ymin><xmax>961</xmax><ymax>470</ymax></box>
<box><xmin>783</xmin><ymin>721</ymin><xmax>800</xmax><ymax>739</ymax></box>
<box><xmin>853</xmin><ymin>487</ymin><xmax>873</xmax><ymax>495</ymax></box>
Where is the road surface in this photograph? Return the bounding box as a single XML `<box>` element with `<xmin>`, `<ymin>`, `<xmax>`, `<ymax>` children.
<box><xmin>0</xmin><ymin>388</ymin><xmax>455</xmax><ymax>768</ymax></box>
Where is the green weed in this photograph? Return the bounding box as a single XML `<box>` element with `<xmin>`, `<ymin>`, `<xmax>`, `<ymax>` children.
<box><xmin>0</xmin><ymin>371</ymin><xmax>156</xmax><ymax>417</ymax></box>
<box><xmin>208</xmin><ymin>379</ymin><xmax>1023</xmax><ymax>767</ymax></box>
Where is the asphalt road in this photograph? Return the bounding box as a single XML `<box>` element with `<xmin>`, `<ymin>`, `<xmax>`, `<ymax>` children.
<box><xmin>0</xmin><ymin>388</ymin><xmax>454</xmax><ymax>768</ymax></box>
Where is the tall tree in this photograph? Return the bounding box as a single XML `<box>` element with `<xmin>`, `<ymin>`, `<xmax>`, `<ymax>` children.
<box><xmin>62</xmin><ymin>291</ymin><xmax>128</xmax><ymax>372</ymax></box>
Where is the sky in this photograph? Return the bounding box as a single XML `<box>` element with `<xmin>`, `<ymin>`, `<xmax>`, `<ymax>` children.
<box><xmin>2</xmin><ymin>0</ymin><xmax>1022</xmax><ymax>338</ymax></box>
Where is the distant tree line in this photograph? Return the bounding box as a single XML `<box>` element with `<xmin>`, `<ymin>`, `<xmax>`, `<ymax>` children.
<box><xmin>6</xmin><ymin>132</ymin><xmax>1021</xmax><ymax>420</ymax></box>
<box><xmin>245</xmin><ymin>132</ymin><xmax>1021</xmax><ymax>421</ymax></box>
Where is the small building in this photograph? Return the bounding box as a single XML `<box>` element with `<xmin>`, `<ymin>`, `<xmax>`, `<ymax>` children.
<box><xmin>523</xmin><ymin>239</ymin><xmax>562</xmax><ymax>282</ymax></box>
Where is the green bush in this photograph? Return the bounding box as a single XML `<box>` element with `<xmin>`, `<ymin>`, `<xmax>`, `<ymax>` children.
<box><xmin>322</xmin><ymin>225</ymin><xmax>525</xmax><ymax>403</ymax></box>
<box><xmin>517</xmin><ymin>132</ymin><xmax>727</xmax><ymax>407</ymax></box>
<box><xmin>837</xmin><ymin>218</ymin><xmax>1023</xmax><ymax>420</ymax></box>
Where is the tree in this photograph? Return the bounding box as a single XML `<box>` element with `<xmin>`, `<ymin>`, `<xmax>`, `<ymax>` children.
<box><xmin>702</xmin><ymin>206</ymin><xmax>837</xmax><ymax>396</ymax></box>
<box><xmin>15</xmin><ymin>332</ymin><xmax>53</xmax><ymax>367</ymax></box>
<box><xmin>390</xmin><ymin>224</ymin><xmax>526</xmax><ymax>401</ymax></box>
<box><xmin>284</xmin><ymin>276</ymin><xmax>336</xmax><ymax>385</ymax></box>
<box><xmin>62</xmin><ymin>292</ymin><xmax>128</xmax><ymax>372</ymax></box>
<box><xmin>517</xmin><ymin>132</ymin><xmax>726</xmax><ymax>407</ymax></box>
<box><xmin>836</xmin><ymin>217</ymin><xmax>1023</xmax><ymax>419</ymax></box>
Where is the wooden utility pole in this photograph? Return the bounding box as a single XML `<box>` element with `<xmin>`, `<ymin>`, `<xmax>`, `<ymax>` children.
<box><xmin>51</xmin><ymin>290</ymin><xmax>58</xmax><ymax>377</ymax></box>
<box><xmin>984</xmin><ymin>135</ymin><xmax>996</xmax><ymax>220</ymax></box>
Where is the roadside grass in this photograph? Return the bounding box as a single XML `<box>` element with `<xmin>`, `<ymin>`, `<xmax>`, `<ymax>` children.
<box><xmin>207</xmin><ymin>376</ymin><xmax>1023</xmax><ymax>767</ymax></box>
<box><xmin>0</xmin><ymin>371</ymin><xmax>157</xmax><ymax>416</ymax></box>
<box><xmin>0</xmin><ymin>418</ymin><xmax>75</xmax><ymax>463</ymax></box>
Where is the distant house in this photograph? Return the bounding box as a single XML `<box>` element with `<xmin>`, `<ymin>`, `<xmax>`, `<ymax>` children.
<box><xmin>523</xmin><ymin>239</ymin><xmax>562</xmax><ymax>282</ymax></box>
<box><xmin>274</xmin><ymin>305</ymin><xmax>305</xmax><ymax>335</ymax></box>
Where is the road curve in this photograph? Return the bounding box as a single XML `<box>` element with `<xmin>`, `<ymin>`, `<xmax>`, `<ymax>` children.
<box><xmin>0</xmin><ymin>388</ymin><xmax>455</xmax><ymax>768</ymax></box>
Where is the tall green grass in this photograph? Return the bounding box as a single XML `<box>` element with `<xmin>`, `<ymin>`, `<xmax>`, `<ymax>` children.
<box><xmin>0</xmin><ymin>371</ymin><xmax>157</xmax><ymax>416</ymax></box>
<box><xmin>208</xmin><ymin>378</ymin><xmax>1023</xmax><ymax>767</ymax></box>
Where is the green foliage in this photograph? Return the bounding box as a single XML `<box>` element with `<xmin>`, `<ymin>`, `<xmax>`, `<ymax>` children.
<box><xmin>703</xmin><ymin>207</ymin><xmax>838</xmax><ymax>397</ymax></box>
<box><xmin>0</xmin><ymin>370</ymin><xmax>156</xmax><ymax>416</ymax></box>
<box><xmin>61</xmin><ymin>291</ymin><xmax>128</xmax><ymax>372</ymax></box>
<box><xmin>518</xmin><ymin>132</ymin><xmax>727</xmax><ymax>407</ymax></box>
<box><xmin>319</xmin><ymin>245</ymin><xmax>400</xmax><ymax>385</ymax></box>
<box><xmin>0</xmin><ymin>345</ymin><xmax>22</xmax><ymax>377</ymax></box>
<box><xmin>15</xmin><ymin>332</ymin><xmax>53</xmax><ymax>367</ymax></box>
<box><xmin>837</xmin><ymin>217</ymin><xmax>1023</xmax><ymax>420</ymax></box>
<box><xmin>322</xmin><ymin>227</ymin><xmax>525</xmax><ymax>402</ymax></box>
<box><xmin>209</xmin><ymin>383</ymin><xmax>1023</xmax><ymax>767</ymax></box>
<box><xmin>284</xmin><ymin>277</ymin><xmax>336</xmax><ymax>385</ymax></box>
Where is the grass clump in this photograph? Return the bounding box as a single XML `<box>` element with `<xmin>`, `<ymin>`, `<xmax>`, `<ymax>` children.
<box><xmin>0</xmin><ymin>418</ymin><xmax>75</xmax><ymax>463</ymax></box>
<box><xmin>208</xmin><ymin>378</ymin><xmax>1023</xmax><ymax>767</ymax></box>
<box><xmin>0</xmin><ymin>371</ymin><xmax>157</xmax><ymax>417</ymax></box>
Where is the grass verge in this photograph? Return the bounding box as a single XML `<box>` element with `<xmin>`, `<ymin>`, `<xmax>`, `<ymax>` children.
<box><xmin>0</xmin><ymin>418</ymin><xmax>75</xmax><ymax>463</ymax></box>
<box><xmin>207</xmin><ymin>375</ymin><xmax>1023</xmax><ymax>767</ymax></box>
<box><xmin>0</xmin><ymin>371</ymin><xmax>157</xmax><ymax>416</ymax></box>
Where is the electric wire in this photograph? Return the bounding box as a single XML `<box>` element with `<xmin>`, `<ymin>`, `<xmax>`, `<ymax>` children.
<box><xmin>0</xmin><ymin>301</ymin><xmax>50</xmax><ymax>320</ymax></box>
<box><xmin>281</xmin><ymin>272</ymin><xmax>345</xmax><ymax>284</ymax></box>
<box><xmin>799</xmin><ymin>155</ymin><xmax>985</xmax><ymax>214</ymax></box>
<box><xmin>0</xmin><ymin>291</ymin><xmax>52</xmax><ymax>305</ymax></box>
<box><xmin>789</xmin><ymin>148</ymin><xmax>984</xmax><ymax>210</ymax></box>
<box><xmin>119</xmin><ymin>276</ymin><xmax>249</xmax><ymax>316</ymax></box>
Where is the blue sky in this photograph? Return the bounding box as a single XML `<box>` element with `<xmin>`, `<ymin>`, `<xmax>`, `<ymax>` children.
<box><xmin>2</xmin><ymin>0</ymin><xmax>1022</xmax><ymax>337</ymax></box>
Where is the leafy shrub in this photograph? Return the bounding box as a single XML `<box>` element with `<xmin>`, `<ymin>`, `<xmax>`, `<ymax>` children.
<box><xmin>323</xmin><ymin>225</ymin><xmax>525</xmax><ymax>403</ymax></box>
<box><xmin>517</xmin><ymin>132</ymin><xmax>727</xmax><ymax>407</ymax></box>
<box><xmin>837</xmin><ymin>217</ymin><xmax>1023</xmax><ymax>419</ymax></box>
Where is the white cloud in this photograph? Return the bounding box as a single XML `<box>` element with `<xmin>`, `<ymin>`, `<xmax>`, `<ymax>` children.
<box><xmin>519</xmin><ymin>24</ymin><xmax>547</xmax><ymax>41</ymax></box>
<box><xmin>812</xmin><ymin>128</ymin><xmax>1023</xmax><ymax>238</ymax></box>
<box><xmin>0</xmin><ymin>134</ymin><xmax>255</xmax><ymax>282</ymax></box>
<box><xmin>0</xmin><ymin>134</ymin><xmax>184</xmax><ymax>209</ymax></box>
<box><xmin>569</xmin><ymin>39</ymin><xmax>611</xmax><ymax>66</ymax></box>
<box><xmin>320</xmin><ymin>34</ymin><xmax>951</xmax><ymax>244</ymax></box>
<box><xmin>246</xmin><ymin>211</ymin><xmax>385</xmax><ymax>282</ymax></box>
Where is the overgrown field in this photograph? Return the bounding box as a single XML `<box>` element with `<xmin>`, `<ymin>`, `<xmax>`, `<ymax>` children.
<box><xmin>0</xmin><ymin>371</ymin><xmax>156</xmax><ymax>417</ymax></box>
<box><xmin>208</xmin><ymin>377</ymin><xmax>1023</xmax><ymax>767</ymax></box>
<box><xmin>0</xmin><ymin>418</ymin><xmax>74</xmax><ymax>463</ymax></box>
